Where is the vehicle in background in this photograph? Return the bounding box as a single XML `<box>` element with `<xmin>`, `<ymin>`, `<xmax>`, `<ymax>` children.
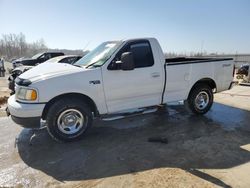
<box><xmin>7</xmin><ymin>38</ymin><xmax>235</xmax><ymax>142</ymax></box>
<box><xmin>10</xmin><ymin>57</ymin><xmax>24</xmax><ymax>71</ymax></box>
<box><xmin>0</xmin><ymin>58</ymin><xmax>6</xmax><ymax>77</ymax></box>
<box><xmin>12</xmin><ymin>52</ymin><xmax>64</xmax><ymax>68</ymax></box>
<box><xmin>8</xmin><ymin>55</ymin><xmax>82</xmax><ymax>94</ymax></box>
<box><xmin>8</xmin><ymin>66</ymin><xmax>33</xmax><ymax>95</ymax></box>
<box><xmin>236</xmin><ymin>64</ymin><xmax>249</xmax><ymax>79</ymax></box>
<box><xmin>45</xmin><ymin>55</ymin><xmax>82</xmax><ymax>64</ymax></box>
<box><xmin>11</xmin><ymin>58</ymin><xmax>17</xmax><ymax>62</ymax></box>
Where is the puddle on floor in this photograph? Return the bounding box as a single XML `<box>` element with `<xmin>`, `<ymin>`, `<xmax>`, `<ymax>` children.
<box><xmin>206</xmin><ymin>103</ymin><xmax>250</xmax><ymax>131</ymax></box>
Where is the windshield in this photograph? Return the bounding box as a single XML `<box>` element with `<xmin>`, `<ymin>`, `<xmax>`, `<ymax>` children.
<box><xmin>74</xmin><ymin>41</ymin><xmax>122</xmax><ymax>67</ymax></box>
<box><xmin>46</xmin><ymin>56</ymin><xmax>63</xmax><ymax>63</ymax></box>
<box><xmin>32</xmin><ymin>53</ymin><xmax>43</xmax><ymax>59</ymax></box>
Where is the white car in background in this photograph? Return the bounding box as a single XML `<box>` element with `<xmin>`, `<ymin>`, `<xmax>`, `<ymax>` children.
<box><xmin>44</xmin><ymin>55</ymin><xmax>82</xmax><ymax>65</ymax></box>
<box><xmin>8</xmin><ymin>55</ymin><xmax>82</xmax><ymax>94</ymax></box>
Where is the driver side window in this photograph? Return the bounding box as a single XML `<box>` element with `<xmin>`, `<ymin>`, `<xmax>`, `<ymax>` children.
<box><xmin>108</xmin><ymin>40</ymin><xmax>154</xmax><ymax>70</ymax></box>
<box><xmin>39</xmin><ymin>53</ymin><xmax>51</xmax><ymax>61</ymax></box>
<box><xmin>39</xmin><ymin>54</ymin><xmax>45</xmax><ymax>59</ymax></box>
<box><xmin>44</xmin><ymin>53</ymin><xmax>51</xmax><ymax>60</ymax></box>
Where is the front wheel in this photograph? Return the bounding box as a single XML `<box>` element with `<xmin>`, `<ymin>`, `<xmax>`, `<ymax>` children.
<box><xmin>45</xmin><ymin>98</ymin><xmax>93</xmax><ymax>142</ymax></box>
<box><xmin>186</xmin><ymin>84</ymin><xmax>213</xmax><ymax>114</ymax></box>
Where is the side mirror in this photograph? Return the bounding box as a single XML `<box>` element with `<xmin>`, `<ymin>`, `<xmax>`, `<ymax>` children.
<box><xmin>116</xmin><ymin>52</ymin><xmax>135</xmax><ymax>71</ymax></box>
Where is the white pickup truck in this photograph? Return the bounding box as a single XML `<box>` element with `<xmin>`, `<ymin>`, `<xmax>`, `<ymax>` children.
<box><xmin>7</xmin><ymin>38</ymin><xmax>234</xmax><ymax>141</ymax></box>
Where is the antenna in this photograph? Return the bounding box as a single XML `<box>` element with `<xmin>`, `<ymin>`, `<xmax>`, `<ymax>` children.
<box><xmin>83</xmin><ymin>41</ymin><xmax>91</xmax><ymax>51</ymax></box>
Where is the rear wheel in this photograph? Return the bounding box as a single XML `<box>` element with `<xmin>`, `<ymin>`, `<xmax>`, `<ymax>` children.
<box><xmin>45</xmin><ymin>98</ymin><xmax>93</xmax><ymax>142</ymax></box>
<box><xmin>187</xmin><ymin>84</ymin><xmax>213</xmax><ymax>114</ymax></box>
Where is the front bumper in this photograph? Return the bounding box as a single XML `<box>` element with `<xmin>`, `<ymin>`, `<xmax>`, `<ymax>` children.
<box><xmin>7</xmin><ymin>95</ymin><xmax>46</xmax><ymax>128</ymax></box>
<box><xmin>11</xmin><ymin>115</ymin><xmax>41</xmax><ymax>129</ymax></box>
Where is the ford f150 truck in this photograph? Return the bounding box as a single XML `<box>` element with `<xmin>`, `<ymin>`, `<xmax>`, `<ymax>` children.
<box><xmin>7</xmin><ymin>38</ymin><xmax>234</xmax><ymax>142</ymax></box>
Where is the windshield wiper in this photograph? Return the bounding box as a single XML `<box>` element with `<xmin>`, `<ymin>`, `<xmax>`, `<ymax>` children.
<box><xmin>85</xmin><ymin>56</ymin><xmax>112</xmax><ymax>69</ymax></box>
<box><xmin>85</xmin><ymin>61</ymin><xmax>99</xmax><ymax>69</ymax></box>
<box><xmin>72</xmin><ymin>64</ymin><xmax>82</xmax><ymax>68</ymax></box>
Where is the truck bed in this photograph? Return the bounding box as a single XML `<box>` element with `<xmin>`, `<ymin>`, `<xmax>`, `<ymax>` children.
<box><xmin>162</xmin><ymin>57</ymin><xmax>234</xmax><ymax>104</ymax></box>
<box><xmin>165</xmin><ymin>57</ymin><xmax>233</xmax><ymax>66</ymax></box>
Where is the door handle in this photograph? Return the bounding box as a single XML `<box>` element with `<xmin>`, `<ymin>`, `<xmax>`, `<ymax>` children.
<box><xmin>151</xmin><ymin>72</ymin><xmax>160</xmax><ymax>78</ymax></box>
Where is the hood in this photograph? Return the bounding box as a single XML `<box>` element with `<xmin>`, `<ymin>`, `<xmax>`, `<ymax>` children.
<box><xmin>15</xmin><ymin>58</ymin><xmax>37</xmax><ymax>65</ymax></box>
<box><xmin>19</xmin><ymin>62</ymin><xmax>84</xmax><ymax>83</ymax></box>
<box><xmin>13</xmin><ymin>59</ymin><xmax>39</xmax><ymax>66</ymax></box>
<box><xmin>12</xmin><ymin>57</ymin><xmax>25</xmax><ymax>62</ymax></box>
<box><xmin>13</xmin><ymin>65</ymin><xmax>33</xmax><ymax>72</ymax></box>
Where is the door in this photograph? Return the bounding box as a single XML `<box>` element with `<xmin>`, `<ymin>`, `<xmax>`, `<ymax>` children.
<box><xmin>102</xmin><ymin>40</ymin><xmax>163</xmax><ymax>113</ymax></box>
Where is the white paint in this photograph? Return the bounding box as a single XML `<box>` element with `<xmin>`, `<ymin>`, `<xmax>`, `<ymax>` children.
<box><xmin>8</xmin><ymin>38</ymin><xmax>234</xmax><ymax>121</ymax></box>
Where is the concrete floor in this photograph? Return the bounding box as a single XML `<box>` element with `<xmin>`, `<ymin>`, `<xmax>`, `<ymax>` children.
<box><xmin>0</xmin><ymin>86</ymin><xmax>250</xmax><ymax>187</ymax></box>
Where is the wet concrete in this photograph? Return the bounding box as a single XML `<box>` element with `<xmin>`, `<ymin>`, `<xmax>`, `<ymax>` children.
<box><xmin>206</xmin><ymin>103</ymin><xmax>250</xmax><ymax>131</ymax></box>
<box><xmin>0</xmin><ymin>86</ymin><xmax>250</xmax><ymax>187</ymax></box>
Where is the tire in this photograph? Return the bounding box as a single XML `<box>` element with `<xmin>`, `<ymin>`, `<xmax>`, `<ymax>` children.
<box><xmin>187</xmin><ymin>83</ymin><xmax>213</xmax><ymax>115</ymax></box>
<box><xmin>45</xmin><ymin>98</ymin><xmax>93</xmax><ymax>142</ymax></box>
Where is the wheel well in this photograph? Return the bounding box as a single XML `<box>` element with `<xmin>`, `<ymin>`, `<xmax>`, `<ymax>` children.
<box><xmin>41</xmin><ymin>93</ymin><xmax>99</xmax><ymax>120</ymax></box>
<box><xmin>188</xmin><ymin>78</ymin><xmax>217</xmax><ymax>98</ymax></box>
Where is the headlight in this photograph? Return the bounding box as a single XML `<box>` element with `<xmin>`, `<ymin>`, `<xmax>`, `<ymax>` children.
<box><xmin>16</xmin><ymin>87</ymin><xmax>38</xmax><ymax>101</ymax></box>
